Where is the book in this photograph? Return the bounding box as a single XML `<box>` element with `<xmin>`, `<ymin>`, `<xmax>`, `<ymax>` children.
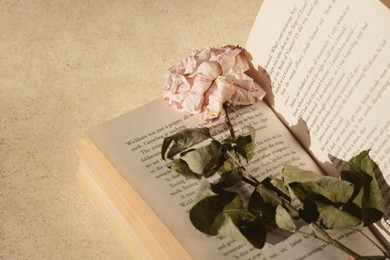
<box><xmin>77</xmin><ymin>0</ymin><xmax>390</xmax><ymax>259</ymax></box>
<box><xmin>245</xmin><ymin>0</ymin><xmax>390</xmax><ymax>251</ymax></box>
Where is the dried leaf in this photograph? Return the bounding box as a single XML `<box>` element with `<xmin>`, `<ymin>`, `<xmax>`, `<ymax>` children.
<box><xmin>181</xmin><ymin>140</ymin><xmax>221</xmax><ymax>177</ymax></box>
<box><xmin>216</xmin><ymin>168</ymin><xmax>242</xmax><ymax>188</ymax></box>
<box><xmin>232</xmin><ymin>127</ymin><xmax>256</xmax><ymax>161</ymax></box>
<box><xmin>161</xmin><ymin>127</ymin><xmax>211</xmax><ymax>160</ymax></box>
<box><xmin>171</xmin><ymin>159</ymin><xmax>201</xmax><ymax>179</ymax></box>
<box><xmin>317</xmin><ymin>204</ymin><xmax>362</xmax><ymax>229</ymax></box>
<box><xmin>275</xmin><ymin>205</ymin><xmax>296</xmax><ymax>232</ymax></box>
<box><xmin>340</xmin><ymin>150</ymin><xmax>384</xmax><ymax>225</ymax></box>
<box><xmin>220</xmin><ymin>216</ymin><xmax>267</xmax><ymax>249</ymax></box>
<box><xmin>262</xmin><ymin>178</ymin><xmax>291</xmax><ymax>202</ymax></box>
<box><xmin>189</xmin><ymin>191</ymin><xmax>238</xmax><ymax>235</ymax></box>
<box><xmin>283</xmin><ymin>165</ymin><xmax>354</xmax><ymax>204</ymax></box>
<box><xmin>248</xmin><ymin>188</ymin><xmax>277</xmax><ymax>224</ymax></box>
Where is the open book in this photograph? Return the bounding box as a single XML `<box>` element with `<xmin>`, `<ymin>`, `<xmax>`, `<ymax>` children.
<box><xmin>77</xmin><ymin>0</ymin><xmax>390</xmax><ymax>259</ymax></box>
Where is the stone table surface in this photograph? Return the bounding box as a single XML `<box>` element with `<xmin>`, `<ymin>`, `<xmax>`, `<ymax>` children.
<box><xmin>1</xmin><ymin>0</ymin><xmax>262</xmax><ymax>258</ymax></box>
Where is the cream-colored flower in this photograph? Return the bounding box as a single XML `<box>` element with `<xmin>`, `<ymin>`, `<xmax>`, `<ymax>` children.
<box><xmin>163</xmin><ymin>45</ymin><xmax>266</xmax><ymax>121</ymax></box>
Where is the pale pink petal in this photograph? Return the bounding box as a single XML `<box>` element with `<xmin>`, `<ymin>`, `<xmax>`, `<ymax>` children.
<box><xmin>196</xmin><ymin>47</ymin><xmax>212</xmax><ymax>61</ymax></box>
<box><xmin>163</xmin><ymin>45</ymin><xmax>267</xmax><ymax>121</ymax></box>
<box><xmin>230</xmin><ymin>81</ymin><xmax>266</xmax><ymax>105</ymax></box>
<box><xmin>195</xmin><ymin>61</ymin><xmax>222</xmax><ymax>81</ymax></box>
<box><xmin>202</xmin><ymin>77</ymin><xmax>235</xmax><ymax>121</ymax></box>
<box><xmin>184</xmin><ymin>56</ymin><xmax>198</xmax><ymax>74</ymax></box>
<box><xmin>217</xmin><ymin>47</ymin><xmax>242</xmax><ymax>75</ymax></box>
<box><xmin>233</xmin><ymin>52</ymin><xmax>251</xmax><ymax>72</ymax></box>
<box><xmin>181</xmin><ymin>77</ymin><xmax>212</xmax><ymax>113</ymax></box>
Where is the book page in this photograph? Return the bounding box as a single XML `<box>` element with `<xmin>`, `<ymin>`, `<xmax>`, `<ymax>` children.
<box><xmin>247</xmin><ymin>0</ymin><xmax>390</xmax><ymax>213</ymax></box>
<box><xmin>86</xmin><ymin>99</ymin><xmax>382</xmax><ymax>259</ymax></box>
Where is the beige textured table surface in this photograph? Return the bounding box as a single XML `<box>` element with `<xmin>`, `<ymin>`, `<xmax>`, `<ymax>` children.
<box><xmin>3</xmin><ymin>1</ymin><xmax>390</xmax><ymax>259</ymax></box>
<box><xmin>1</xmin><ymin>1</ymin><xmax>262</xmax><ymax>259</ymax></box>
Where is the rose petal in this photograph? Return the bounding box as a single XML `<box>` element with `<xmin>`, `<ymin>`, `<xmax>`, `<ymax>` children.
<box><xmin>201</xmin><ymin>77</ymin><xmax>235</xmax><ymax>121</ymax></box>
<box><xmin>163</xmin><ymin>45</ymin><xmax>267</xmax><ymax>121</ymax></box>
<box><xmin>195</xmin><ymin>61</ymin><xmax>222</xmax><ymax>81</ymax></box>
<box><xmin>181</xmin><ymin>77</ymin><xmax>212</xmax><ymax>113</ymax></box>
<box><xmin>230</xmin><ymin>81</ymin><xmax>266</xmax><ymax>105</ymax></box>
<box><xmin>217</xmin><ymin>47</ymin><xmax>242</xmax><ymax>75</ymax></box>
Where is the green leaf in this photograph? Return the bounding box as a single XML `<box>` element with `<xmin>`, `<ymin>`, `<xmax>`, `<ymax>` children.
<box><xmin>194</xmin><ymin>178</ymin><xmax>217</xmax><ymax>202</ymax></box>
<box><xmin>215</xmin><ymin>160</ymin><xmax>234</xmax><ymax>175</ymax></box>
<box><xmin>233</xmin><ymin>127</ymin><xmax>256</xmax><ymax>161</ymax></box>
<box><xmin>189</xmin><ymin>191</ymin><xmax>238</xmax><ymax>235</ymax></box>
<box><xmin>218</xmin><ymin>194</ymin><xmax>267</xmax><ymax>249</ymax></box>
<box><xmin>282</xmin><ymin>165</ymin><xmax>364</xmax><ymax>229</ymax></box>
<box><xmin>275</xmin><ymin>205</ymin><xmax>296</xmax><ymax>232</ymax></box>
<box><xmin>217</xmin><ymin>214</ymin><xmax>267</xmax><ymax>249</ymax></box>
<box><xmin>243</xmin><ymin>126</ymin><xmax>256</xmax><ymax>161</ymax></box>
<box><xmin>236</xmin><ymin>217</ymin><xmax>267</xmax><ymax>249</ymax></box>
<box><xmin>283</xmin><ymin>165</ymin><xmax>321</xmax><ymax>185</ymax></box>
<box><xmin>190</xmin><ymin>189</ymin><xmax>268</xmax><ymax>249</ymax></box>
<box><xmin>161</xmin><ymin>127</ymin><xmax>211</xmax><ymax>160</ymax></box>
<box><xmin>262</xmin><ymin>178</ymin><xmax>291</xmax><ymax>202</ymax></box>
<box><xmin>248</xmin><ymin>188</ymin><xmax>277</xmax><ymax>224</ymax></box>
<box><xmin>202</xmin><ymin>142</ymin><xmax>226</xmax><ymax>177</ymax></box>
<box><xmin>340</xmin><ymin>150</ymin><xmax>384</xmax><ymax>225</ymax></box>
<box><xmin>216</xmin><ymin>168</ymin><xmax>242</xmax><ymax>188</ymax></box>
<box><xmin>218</xmin><ymin>216</ymin><xmax>248</xmax><ymax>244</ymax></box>
<box><xmin>181</xmin><ymin>140</ymin><xmax>221</xmax><ymax>177</ymax></box>
<box><xmin>170</xmin><ymin>159</ymin><xmax>201</xmax><ymax>179</ymax></box>
<box><xmin>283</xmin><ymin>165</ymin><xmax>354</xmax><ymax>204</ymax></box>
<box><xmin>223</xmin><ymin>195</ymin><xmax>245</xmax><ymax>222</ymax></box>
<box><xmin>317</xmin><ymin>204</ymin><xmax>362</xmax><ymax>229</ymax></box>
<box><xmin>298</xmin><ymin>199</ymin><xmax>320</xmax><ymax>223</ymax></box>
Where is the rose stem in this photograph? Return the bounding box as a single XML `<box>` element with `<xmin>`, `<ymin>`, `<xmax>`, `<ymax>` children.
<box><xmin>223</xmin><ymin>103</ymin><xmax>235</xmax><ymax>138</ymax></box>
<box><xmin>357</xmin><ymin>230</ymin><xmax>390</xmax><ymax>257</ymax></box>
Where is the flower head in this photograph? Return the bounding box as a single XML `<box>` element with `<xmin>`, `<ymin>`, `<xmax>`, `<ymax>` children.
<box><xmin>163</xmin><ymin>45</ymin><xmax>266</xmax><ymax>122</ymax></box>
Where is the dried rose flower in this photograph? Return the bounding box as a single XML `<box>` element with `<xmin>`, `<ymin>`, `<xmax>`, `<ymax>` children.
<box><xmin>163</xmin><ymin>45</ymin><xmax>266</xmax><ymax>122</ymax></box>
